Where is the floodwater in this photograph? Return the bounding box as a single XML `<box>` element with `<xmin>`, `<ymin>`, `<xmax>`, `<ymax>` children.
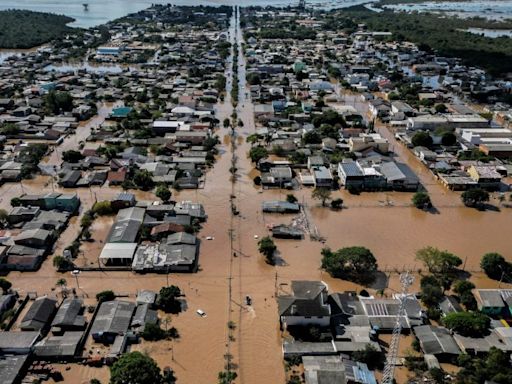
<box><xmin>383</xmin><ymin>0</ymin><xmax>512</xmax><ymax>20</ymax></box>
<box><xmin>0</xmin><ymin>0</ymin><xmax>375</xmax><ymax>28</ymax></box>
<box><xmin>464</xmin><ymin>27</ymin><xmax>512</xmax><ymax>38</ymax></box>
<box><xmin>3</xmin><ymin>6</ymin><xmax>512</xmax><ymax>384</ymax></box>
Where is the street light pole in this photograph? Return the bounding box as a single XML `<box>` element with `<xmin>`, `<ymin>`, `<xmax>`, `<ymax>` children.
<box><xmin>71</xmin><ymin>270</ymin><xmax>80</xmax><ymax>289</ymax></box>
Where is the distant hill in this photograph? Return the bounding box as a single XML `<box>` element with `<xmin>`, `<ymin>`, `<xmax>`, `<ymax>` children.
<box><xmin>0</xmin><ymin>10</ymin><xmax>74</xmax><ymax>49</ymax></box>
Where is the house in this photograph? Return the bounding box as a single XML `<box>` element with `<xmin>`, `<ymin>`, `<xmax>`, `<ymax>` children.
<box><xmin>51</xmin><ymin>298</ymin><xmax>86</xmax><ymax>334</ymax></box>
<box><xmin>0</xmin><ymin>355</ymin><xmax>30</xmax><ymax>384</ymax></box>
<box><xmin>111</xmin><ymin>192</ymin><xmax>136</xmax><ymax>211</ymax></box>
<box><xmin>20</xmin><ymin>297</ymin><xmax>57</xmax><ymax>331</ymax></box>
<box><xmin>473</xmin><ymin>289</ymin><xmax>511</xmax><ymax>316</ymax></box>
<box><xmin>439</xmin><ymin>296</ymin><xmax>463</xmax><ymax>316</ymax></box>
<box><xmin>34</xmin><ymin>331</ymin><xmax>83</xmax><ymax>359</ymax></box>
<box><xmin>467</xmin><ymin>165</ymin><xmax>502</xmax><ymax>190</ymax></box>
<box><xmin>59</xmin><ymin>170</ymin><xmax>81</xmax><ymax>188</ymax></box>
<box><xmin>14</xmin><ymin>229</ymin><xmax>52</xmax><ymax>248</ymax></box>
<box><xmin>413</xmin><ymin>325</ymin><xmax>461</xmax><ymax>361</ymax></box>
<box><xmin>379</xmin><ymin>162</ymin><xmax>420</xmax><ymax>191</ymax></box>
<box><xmin>132</xmin><ymin>232</ymin><xmax>199</xmax><ymax>273</ymax></box>
<box><xmin>262</xmin><ymin>201</ymin><xmax>300</xmax><ymax>214</ymax></box>
<box><xmin>0</xmin><ymin>332</ymin><xmax>39</xmax><ymax>354</ymax></box>
<box><xmin>8</xmin><ymin>206</ymin><xmax>40</xmax><ymax>225</ymax></box>
<box><xmin>91</xmin><ymin>300</ymin><xmax>136</xmax><ymax>343</ymax></box>
<box><xmin>338</xmin><ymin>161</ymin><xmax>364</xmax><ymax>189</ymax></box>
<box><xmin>130</xmin><ymin>303</ymin><xmax>158</xmax><ymax>332</ymax></box>
<box><xmin>278</xmin><ymin>281</ymin><xmax>331</xmax><ymax>328</ymax></box>
<box><xmin>302</xmin><ymin>355</ymin><xmax>377</xmax><ymax>384</ymax></box>
<box><xmin>106</xmin><ymin>207</ymin><xmax>145</xmax><ymax>243</ymax></box>
<box><xmin>312</xmin><ymin>166</ymin><xmax>333</xmax><ymax>188</ymax></box>
<box><xmin>107</xmin><ymin>168</ymin><xmax>127</xmax><ymax>185</ymax></box>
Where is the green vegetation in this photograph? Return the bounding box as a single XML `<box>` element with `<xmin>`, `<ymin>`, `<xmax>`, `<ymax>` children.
<box><xmin>157</xmin><ymin>286</ymin><xmax>182</xmax><ymax>314</ymax></box>
<box><xmin>456</xmin><ymin>347</ymin><xmax>512</xmax><ymax>383</ymax></box>
<box><xmin>321</xmin><ymin>246</ymin><xmax>378</xmax><ymax>283</ymax></box>
<box><xmin>312</xmin><ymin>188</ymin><xmax>332</xmax><ymax>207</ymax></box>
<box><xmin>453</xmin><ymin>280</ymin><xmax>476</xmax><ymax>310</ymax></box>
<box><xmin>411</xmin><ymin>131</ymin><xmax>433</xmax><ymax>148</ymax></box>
<box><xmin>442</xmin><ymin>312</ymin><xmax>490</xmax><ymax>337</ymax></box>
<box><xmin>249</xmin><ymin>146</ymin><xmax>268</xmax><ymax>163</ymax></box>
<box><xmin>420</xmin><ymin>275</ymin><xmax>443</xmax><ymax>310</ymax></box>
<box><xmin>53</xmin><ymin>255</ymin><xmax>74</xmax><ymax>271</ymax></box>
<box><xmin>43</xmin><ymin>91</ymin><xmax>74</xmax><ymax>115</ymax></box>
<box><xmin>481</xmin><ymin>252</ymin><xmax>511</xmax><ymax>282</ymax></box>
<box><xmin>352</xmin><ymin>344</ymin><xmax>384</xmax><ymax>370</ymax></box>
<box><xmin>286</xmin><ymin>194</ymin><xmax>298</xmax><ymax>204</ymax></box>
<box><xmin>258</xmin><ymin>236</ymin><xmax>277</xmax><ymax>265</ymax></box>
<box><xmin>258</xmin><ymin>27</ymin><xmax>316</xmax><ymax>40</ymax></box>
<box><xmin>415</xmin><ymin>246</ymin><xmax>462</xmax><ymax>275</ymax></box>
<box><xmin>141</xmin><ymin>323</ymin><xmax>179</xmax><ymax>342</ymax></box>
<box><xmin>110</xmin><ymin>352</ymin><xmax>165</xmax><ymax>384</ymax></box>
<box><xmin>412</xmin><ymin>192</ymin><xmax>432</xmax><ymax>209</ymax></box>
<box><xmin>62</xmin><ymin>150</ymin><xmax>83</xmax><ymax>163</ymax></box>
<box><xmin>92</xmin><ymin>201</ymin><xmax>114</xmax><ymax>216</ymax></box>
<box><xmin>330</xmin><ymin>198</ymin><xmax>344</xmax><ymax>210</ymax></box>
<box><xmin>0</xmin><ymin>278</ymin><xmax>12</xmax><ymax>294</ymax></box>
<box><xmin>19</xmin><ymin>143</ymin><xmax>48</xmax><ymax>179</ymax></box>
<box><xmin>155</xmin><ymin>184</ymin><xmax>172</xmax><ymax>202</ymax></box>
<box><xmin>0</xmin><ymin>10</ymin><xmax>73</xmax><ymax>49</ymax></box>
<box><xmin>96</xmin><ymin>290</ymin><xmax>116</xmax><ymax>303</ymax></box>
<box><xmin>461</xmin><ymin>188</ymin><xmax>490</xmax><ymax>208</ymax></box>
<box><xmin>0</xmin><ymin>123</ymin><xmax>19</xmax><ymax>137</ymax></box>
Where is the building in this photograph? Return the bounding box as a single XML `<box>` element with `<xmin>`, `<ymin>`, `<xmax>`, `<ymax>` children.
<box><xmin>99</xmin><ymin>243</ymin><xmax>138</xmax><ymax>266</ymax></box>
<box><xmin>278</xmin><ymin>281</ymin><xmax>331</xmax><ymax>328</ymax></box>
<box><xmin>262</xmin><ymin>201</ymin><xmax>300</xmax><ymax>214</ymax></box>
<box><xmin>473</xmin><ymin>289</ymin><xmax>512</xmax><ymax>316</ymax></box>
<box><xmin>0</xmin><ymin>332</ymin><xmax>39</xmax><ymax>354</ymax></box>
<box><xmin>91</xmin><ymin>300</ymin><xmax>136</xmax><ymax>343</ymax></box>
<box><xmin>303</xmin><ymin>355</ymin><xmax>377</xmax><ymax>384</ymax></box>
<box><xmin>413</xmin><ymin>325</ymin><xmax>461</xmax><ymax>361</ymax></box>
<box><xmin>467</xmin><ymin>165</ymin><xmax>502</xmax><ymax>190</ymax></box>
<box><xmin>51</xmin><ymin>298</ymin><xmax>86</xmax><ymax>334</ymax></box>
<box><xmin>20</xmin><ymin>297</ymin><xmax>57</xmax><ymax>331</ymax></box>
<box><xmin>0</xmin><ymin>355</ymin><xmax>30</xmax><ymax>384</ymax></box>
<box><xmin>34</xmin><ymin>332</ymin><xmax>83</xmax><ymax>359</ymax></box>
<box><xmin>106</xmin><ymin>207</ymin><xmax>145</xmax><ymax>243</ymax></box>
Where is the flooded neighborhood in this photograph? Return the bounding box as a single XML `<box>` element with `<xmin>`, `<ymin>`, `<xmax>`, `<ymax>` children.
<box><xmin>0</xmin><ymin>1</ymin><xmax>511</xmax><ymax>384</ymax></box>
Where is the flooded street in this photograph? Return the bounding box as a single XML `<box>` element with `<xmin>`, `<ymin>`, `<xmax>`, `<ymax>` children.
<box><xmin>1</xmin><ymin>7</ymin><xmax>512</xmax><ymax>384</ymax></box>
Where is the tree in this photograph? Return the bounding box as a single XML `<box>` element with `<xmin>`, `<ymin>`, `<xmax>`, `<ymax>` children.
<box><xmin>303</xmin><ymin>130</ymin><xmax>322</xmax><ymax>144</ymax></box>
<box><xmin>141</xmin><ymin>323</ymin><xmax>167</xmax><ymax>341</ymax></box>
<box><xmin>481</xmin><ymin>252</ymin><xmax>510</xmax><ymax>281</ymax></box>
<box><xmin>312</xmin><ymin>188</ymin><xmax>331</xmax><ymax>207</ymax></box>
<box><xmin>0</xmin><ymin>278</ymin><xmax>12</xmax><ymax>293</ymax></box>
<box><xmin>56</xmin><ymin>278</ymin><xmax>67</xmax><ymax>297</ymax></box>
<box><xmin>0</xmin><ymin>123</ymin><xmax>19</xmax><ymax>136</ymax></box>
<box><xmin>352</xmin><ymin>344</ymin><xmax>384</xmax><ymax>370</ymax></box>
<box><xmin>461</xmin><ymin>188</ymin><xmax>489</xmax><ymax>208</ymax></box>
<box><xmin>249</xmin><ymin>146</ymin><xmax>268</xmax><ymax>163</ymax></box>
<box><xmin>53</xmin><ymin>255</ymin><xmax>73</xmax><ymax>271</ymax></box>
<box><xmin>258</xmin><ymin>236</ymin><xmax>277</xmax><ymax>265</ymax></box>
<box><xmin>44</xmin><ymin>90</ymin><xmax>74</xmax><ymax>114</ymax></box>
<box><xmin>453</xmin><ymin>280</ymin><xmax>477</xmax><ymax>310</ymax></box>
<box><xmin>286</xmin><ymin>194</ymin><xmax>298</xmax><ymax>204</ymax></box>
<box><xmin>157</xmin><ymin>285</ymin><xmax>182</xmax><ymax>313</ymax></box>
<box><xmin>133</xmin><ymin>169</ymin><xmax>154</xmax><ymax>190</ymax></box>
<box><xmin>435</xmin><ymin>104</ymin><xmax>448</xmax><ymax>113</ymax></box>
<box><xmin>62</xmin><ymin>150</ymin><xmax>84</xmax><ymax>163</ymax></box>
<box><xmin>321</xmin><ymin>246</ymin><xmax>378</xmax><ymax>283</ymax></box>
<box><xmin>420</xmin><ymin>275</ymin><xmax>443</xmax><ymax>307</ymax></box>
<box><xmin>90</xmin><ymin>380</ymin><xmax>101</xmax><ymax>384</ymax></box>
<box><xmin>223</xmin><ymin>118</ymin><xmax>230</xmax><ymax>128</ymax></box>
<box><xmin>412</xmin><ymin>131</ymin><xmax>433</xmax><ymax>148</ymax></box>
<box><xmin>155</xmin><ymin>184</ymin><xmax>172</xmax><ymax>202</ymax></box>
<box><xmin>92</xmin><ymin>201</ymin><xmax>113</xmax><ymax>216</ymax></box>
<box><xmin>218</xmin><ymin>371</ymin><xmax>237</xmax><ymax>384</ymax></box>
<box><xmin>0</xmin><ymin>209</ymin><xmax>8</xmax><ymax>224</ymax></box>
<box><xmin>330</xmin><ymin>198</ymin><xmax>343</xmax><ymax>209</ymax></box>
<box><xmin>110</xmin><ymin>352</ymin><xmax>163</xmax><ymax>384</ymax></box>
<box><xmin>412</xmin><ymin>192</ymin><xmax>431</xmax><ymax>209</ymax></box>
<box><xmin>10</xmin><ymin>197</ymin><xmax>21</xmax><ymax>207</ymax></box>
<box><xmin>415</xmin><ymin>246</ymin><xmax>462</xmax><ymax>275</ymax></box>
<box><xmin>96</xmin><ymin>290</ymin><xmax>115</xmax><ymax>303</ymax></box>
<box><xmin>442</xmin><ymin>312</ymin><xmax>490</xmax><ymax>337</ymax></box>
<box><xmin>441</xmin><ymin>131</ymin><xmax>457</xmax><ymax>146</ymax></box>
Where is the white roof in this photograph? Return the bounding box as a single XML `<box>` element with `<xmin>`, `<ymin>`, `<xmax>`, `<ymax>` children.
<box><xmin>99</xmin><ymin>243</ymin><xmax>137</xmax><ymax>260</ymax></box>
<box><xmin>152</xmin><ymin>121</ymin><xmax>183</xmax><ymax>128</ymax></box>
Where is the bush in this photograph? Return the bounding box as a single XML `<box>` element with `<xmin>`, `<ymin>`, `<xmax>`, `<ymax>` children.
<box><xmin>0</xmin><ymin>278</ymin><xmax>12</xmax><ymax>293</ymax></box>
<box><xmin>96</xmin><ymin>290</ymin><xmax>115</xmax><ymax>303</ymax></box>
<box><xmin>249</xmin><ymin>146</ymin><xmax>268</xmax><ymax>163</ymax></box>
<box><xmin>53</xmin><ymin>255</ymin><xmax>73</xmax><ymax>271</ymax></box>
<box><xmin>352</xmin><ymin>344</ymin><xmax>384</xmax><ymax>370</ymax></box>
<box><xmin>110</xmin><ymin>352</ymin><xmax>164</xmax><ymax>384</ymax></box>
<box><xmin>157</xmin><ymin>286</ymin><xmax>182</xmax><ymax>313</ymax></box>
<box><xmin>443</xmin><ymin>312</ymin><xmax>490</xmax><ymax>337</ymax></box>
<box><xmin>412</xmin><ymin>192</ymin><xmax>431</xmax><ymax>209</ymax></box>
<box><xmin>461</xmin><ymin>188</ymin><xmax>489</xmax><ymax>208</ymax></box>
<box><xmin>330</xmin><ymin>198</ymin><xmax>343</xmax><ymax>209</ymax></box>
<box><xmin>141</xmin><ymin>323</ymin><xmax>166</xmax><ymax>341</ymax></box>
<box><xmin>321</xmin><ymin>246</ymin><xmax>377</xmax><ymax>283</ymax></box>
<box><xmin>92</xmin><ymin>201</ymin><xmax>113</xmax><ymax>216</ymax></box>
<box><xmin>155</xmin><ymin>184</ymin><xmax>172</xmax><ymax>202</ymax></box>
<box><xmin>258</xmin><ymin>236</ymin><xmax>276</xmax><ymax>265</ymax></box>
<box><xmin>481</xmin><ymin>252</ymin><xmax>510</xmax><ymax>281</ymax></box>
<box><xmin>412</xmin><ymin>131</ymin><xmax>433</xmax><ymax>148</ymax></box>
<box><xmin>286</xmin><ymin>194</ymin><xmax>298</xmax><ymax>204</ymax></box>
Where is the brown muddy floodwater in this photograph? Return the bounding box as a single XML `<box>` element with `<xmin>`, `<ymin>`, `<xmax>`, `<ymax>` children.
<box><xmin>4</xmin><ymin>19</ymin><xmax>512</xmax><ymax>384</ymax></box>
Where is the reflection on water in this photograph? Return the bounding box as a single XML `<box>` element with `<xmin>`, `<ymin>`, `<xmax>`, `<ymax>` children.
<box><xmin>384</xmin><ymin>0</ymin><xmax>512</xmax><ymax>20</ymax></box>
<box><xmin>464</xmin><ymin>27</ymin><xmax>512</xmax><ymax>38</ymax></box>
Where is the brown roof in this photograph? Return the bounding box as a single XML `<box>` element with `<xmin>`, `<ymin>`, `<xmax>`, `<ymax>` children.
<box><xmin>82</xmin><ymin>149</ymin><xmax>98</xmax><ymax>157</ymax></box>
<box><xmin>107</xmin><ymin>168</ymin><xmax>127</xmax><ymax>182</ymax></box>
<box><xmin>150</xmin><ymin>222</ymin><xmax>185</xmax><ymax>236</ymax></box>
